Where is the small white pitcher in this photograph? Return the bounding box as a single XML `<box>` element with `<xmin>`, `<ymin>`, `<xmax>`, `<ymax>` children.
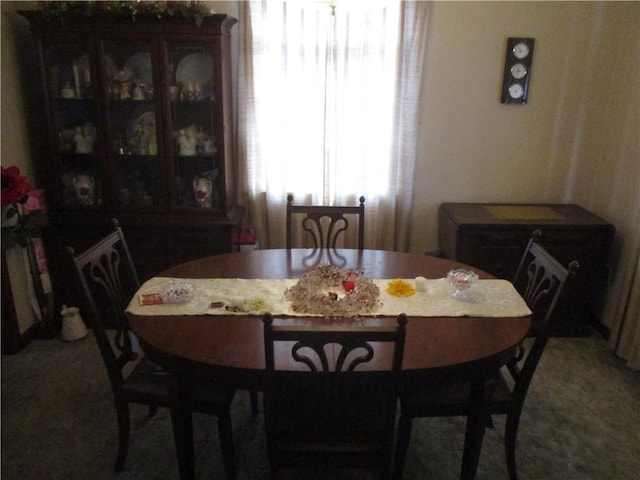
<box><xmin>60</xmin><ymin>305</ymin><xmax>88</xmax><ymax>342</ymax></box>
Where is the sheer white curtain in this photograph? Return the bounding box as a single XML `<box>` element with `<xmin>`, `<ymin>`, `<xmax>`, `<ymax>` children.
<box><xmin>608</xmin><ymin>208</ymin><xmax>640</xmax><ymax>370</ymax></box>
<box><xmin>236</xmin><ymin>0</ymin><xmax>429</xmax><ymax>249</ymax></box>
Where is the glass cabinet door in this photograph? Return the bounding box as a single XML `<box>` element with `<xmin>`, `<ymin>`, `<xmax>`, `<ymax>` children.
<box><xmin>103</xmin><ymin>39</ymin><xmax>162</xmax><ymax>209</ymax></box>
<box><xmin>167</xmin><ymin>41</ymin><xmax>221</xmax><ymax>211</ymax></box>
<box><xmin>44</xmin><ymin>41</ymin><xmax>101</xmax><ymax>208</ymax></box>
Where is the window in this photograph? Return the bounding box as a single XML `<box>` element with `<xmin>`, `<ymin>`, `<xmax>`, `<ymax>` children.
<box><xmin>237</xmin><ymin>0</ymin><xmax>428</xmax><ymax>249</ymax></box>
<box><xmin>245</xmin><ymin>0</ymin><xmax>400</xmax><ymax>199</ymax></box>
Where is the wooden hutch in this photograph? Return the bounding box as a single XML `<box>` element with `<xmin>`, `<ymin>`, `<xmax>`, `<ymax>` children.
<box><xmin>20</xmin><ymin>8</ymin><xmax>241</xmax><ymax>311</ymax></box>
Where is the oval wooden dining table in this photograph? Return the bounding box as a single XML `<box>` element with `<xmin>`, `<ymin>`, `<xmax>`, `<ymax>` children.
<box><xmin>128</xmin><ymin>249</ymin><xmax>531</xmax><ymax>480</ymax></box>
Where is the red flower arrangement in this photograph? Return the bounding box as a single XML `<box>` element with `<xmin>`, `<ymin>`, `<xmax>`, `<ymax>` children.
<box><xmin>1</xmin><ymin>166</ymin><xmax>48</xmax><ymax>250</ymax></box>
<box><xmin>2</xmin><ymin>166</ymin><xmax>54</xmax><ymax>333</ymax></box>
<box><xmin>2</xmin><ymin>166</ymin><xmax>32</xmax><ymax>206</ymax></box>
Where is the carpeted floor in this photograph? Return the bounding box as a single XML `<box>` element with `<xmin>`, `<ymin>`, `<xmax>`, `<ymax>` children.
<box><xmin>2</xmin><ymin>332</ymin><xmax>639</xmax><ymax>480</ymax></box>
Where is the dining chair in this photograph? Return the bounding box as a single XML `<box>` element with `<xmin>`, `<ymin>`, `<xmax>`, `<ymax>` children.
<box><xmin>286</xmin><ymin>193</ymin><xmax>365</xmax><ymax>249</ymax></box>
<box><xmin>262</xmin><ymin>313</ymin><xmax>407</xmax><ymax>479</ymax></box>
<box><xmin>66</xmin><ymin>218</ymin><xmax>237</xmax><ymax>479</ymax></box>
<box><xmin>392</xmin><ymin>230</ymin><xmax>579</xmax><ymax>480</ymax></box>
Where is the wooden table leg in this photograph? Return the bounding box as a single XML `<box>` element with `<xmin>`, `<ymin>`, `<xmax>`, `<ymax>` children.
<box><xmin>169</xmin><ymin>379</ymin><xmax>195</xmax><ymax>480</ymax></box>
<box><xmin>460</xmin><ymin>377</ymin><xmax>495</xmax><ymax>480</ymax></box>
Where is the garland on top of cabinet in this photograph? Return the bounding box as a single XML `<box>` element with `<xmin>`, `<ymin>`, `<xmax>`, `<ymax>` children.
<box><xmin>39</xmin><ymin>1</ymin><xmax>213</xmax><ymax>27</ymax></box>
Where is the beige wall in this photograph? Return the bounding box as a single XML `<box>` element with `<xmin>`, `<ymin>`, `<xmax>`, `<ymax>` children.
<box><xmin>2</xmin><ymin>1</ymin><xmax>638</xmax><ymax>332</ymax></box>
<box><xmin>562</xmin><ymin>2</ymin><xmax>639</xmax><ymax>328</ymax></box>
<box><xmin>1</xmin><ymin>2</ymin><xmax>35</xmax><ymax>180</ymax></box>
<box><xmin>409</xmin><ymin>1</ymin><xmax>638</xmax><ymax>247</ymax></box>
<box><xmin>2</xmin><ymin>1</ymin><xmax>40</xmax><ymax>334</ymax></box>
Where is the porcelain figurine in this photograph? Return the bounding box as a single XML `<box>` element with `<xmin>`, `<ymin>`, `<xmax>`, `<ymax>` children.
<box><xmin>73</xmin><ymin>173</ymin><xmax>95</xmax><ymax>205</ymax></box>
<box><xmin>73</xmin><ymin>123</ymin><xmax>96</xmax><ymax>154</ymax></box>
<box><xmin>131</xmin><ymin>123</ymin><xmax>148</xmax><ymax>155</ymax></box>
<box><xmin>193</xmin><ymin>82</ymin><xmax>202</xmax><ymax>101</ymax></box>
<box><xmin>119</xmin><ymin>81</ymin><xmax>131</xmax><ymax>100</ymax></box>
<box><xmin>193</xmin><ymin>177</ymin><xmax>213</xmax><ymax>208</ymax></box>
<box><xmin>203</xmin><ymin>136</ymin><xmax>217</xmax><ymax>154</ymax></box>
<box><xmin>183</xmin><ymin>83</ymin><xmax>194</xmax><ymax>101</ymax></box>
<box><xmin>132</xmin><ymin>83</ymin><xmax>145</xmax><ymax>101</ymax></box>
<box><xmin>60</xmin><ymin>82</ymin><xmax>75</xmax><ymax>99</ymax></box>
<box><xmin>178</xmin><ymin>129</ymin><xmax>197</xmax><ymax>156</ymax></box>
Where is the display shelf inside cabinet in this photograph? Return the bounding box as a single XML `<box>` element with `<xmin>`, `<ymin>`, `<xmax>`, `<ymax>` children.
<box><xmin>438</xmin><ymin>203</ymin><xmax>615</xmax><ymax>336</ymax></box>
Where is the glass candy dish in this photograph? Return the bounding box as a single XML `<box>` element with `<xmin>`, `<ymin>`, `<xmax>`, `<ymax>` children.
<box><xmin>163</xmin><ymin>279</ymin><xmax>195</xmax><ymax>304</ymax></box>
<box><xmin>447</xmin><ymin>269</ymin><xmax>478</xmax><ymax>300</ymax></box>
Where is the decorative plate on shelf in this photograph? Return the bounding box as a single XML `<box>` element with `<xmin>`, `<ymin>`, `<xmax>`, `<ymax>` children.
<box><xmin>176</xmin><ymin>53</ymin><xmax>214</xmax><ymax>87</ymax></box>
<box><xmin>123</xmin><ymin>52</ymin><xmax>152</xmax><ymax>86</ymax></box>
<box><xmin>127</xmin><ymin>107</ymin><xmax>156</xmax><ymax>154</ymax></box>
<box><xmin>132</xmin><ymin>111</ymin><xmax>156</xmax><ymax>135</ymax></box>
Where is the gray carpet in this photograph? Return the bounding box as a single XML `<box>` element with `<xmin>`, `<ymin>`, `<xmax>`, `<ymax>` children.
<box><xmin>2</xmin><ymin>332</ymin><xmax>639</xmax><ymax>480</ymax></box>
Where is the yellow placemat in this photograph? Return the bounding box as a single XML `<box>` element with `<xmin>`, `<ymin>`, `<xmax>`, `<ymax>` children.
<box><xmin>484</xmin><ymin>205</ymin><xmax>565</xmax><ymax>221</ymax></box>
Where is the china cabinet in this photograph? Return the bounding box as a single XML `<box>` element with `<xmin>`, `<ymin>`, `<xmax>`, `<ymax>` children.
<box><xmin>20</xmin><ymin>11</ymin><xmax>241</xmax><ymax>308</ymax></box>
<box><xmin>439</xmin><ymin>203</ymin><xmax>615</xmax><ymax>336</ymax></box>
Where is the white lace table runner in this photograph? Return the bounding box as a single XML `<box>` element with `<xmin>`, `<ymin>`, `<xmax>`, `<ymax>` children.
<box><xmin>126</xmin><ymin>277</ymin><xmax>531</xmax><ymax>318</ymax></box>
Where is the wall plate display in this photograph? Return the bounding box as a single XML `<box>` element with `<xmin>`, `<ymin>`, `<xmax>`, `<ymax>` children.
<box><xmin>501</xmin><ymin>37</ymin><xmax>534</xmax><ymax>104</ymax></box>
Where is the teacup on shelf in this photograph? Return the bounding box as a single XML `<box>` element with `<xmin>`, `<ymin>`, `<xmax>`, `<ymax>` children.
<box><xmin>447</xmin><ymin>269</ymin><xmax>478</xmax><ymax>300</ymax></box>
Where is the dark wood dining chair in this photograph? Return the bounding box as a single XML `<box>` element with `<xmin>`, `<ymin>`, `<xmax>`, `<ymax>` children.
<box><xmin>286</xmin><ymin>193</ymin><xmax>365</xmax><ymax>249</ymax></box>
<box><xmin>66</xmin><ymin>218</ymin><xmax>237</xmax><ymax>479</ymax></box>
<box><xmin>393</xmin><ymin>231</ymin><xmax>579</xmax><ymax>480</ymax></box>
<box><xmin>263</xmin><ymin>313</ymin><xmax>407</xmax><ymax>479</ymax></box>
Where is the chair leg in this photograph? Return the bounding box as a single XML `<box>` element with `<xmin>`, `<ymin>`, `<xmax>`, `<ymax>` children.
<box><xmin>169</xmin><ymin>381</ymin><xmax>196</xmax><ymax>480</ymax></box>
<box><xmin>115</xmin><ymin>400</ymin><xmax>130</xmax><ymax>472</ymax></box>
<box><xmin>504</xmin><ymin>411</ymin><xmax>522</xmax><ymax>480</ymax></box>
<box><xmin>249</xmin><ymin>390</ymin><xmax>259</xmax><ymax>417</ymax></box>
<box><xmin>392</xmin><ymin>413</ymin><xmax>414</xmax><ymax>480</ymax></box>
<box><xmin>217</xmin><ymin>413</ymin><xmax>236</xmax><ymax>480</ymax></box>
<box><xmin>460</xmin><ymin>378</ymin><xmax>495</xmax><ymax>480</ymax></box>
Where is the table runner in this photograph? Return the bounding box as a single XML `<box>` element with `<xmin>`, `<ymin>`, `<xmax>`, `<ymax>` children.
<box><xmin>126</xmin><ymin>277</ymin><xmax>531</xmax><ymax>318</ymax></box>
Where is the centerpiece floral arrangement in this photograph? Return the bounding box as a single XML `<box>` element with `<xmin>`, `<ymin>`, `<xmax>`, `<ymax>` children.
<box><xmin>284</xmin><ymin>264</ymin><xmax>381</xmax><ymax>318</ymax></box>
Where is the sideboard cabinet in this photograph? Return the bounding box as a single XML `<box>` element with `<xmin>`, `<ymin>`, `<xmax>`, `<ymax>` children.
<box><xmin>20</xmin><ymin>11</ymin><xmax>241</xmax><ymax>308</ymax></box>
<box><xmin>438</xmin><ymin>203</ymin><xmax>615</xmax><ymax>336</ymax></box>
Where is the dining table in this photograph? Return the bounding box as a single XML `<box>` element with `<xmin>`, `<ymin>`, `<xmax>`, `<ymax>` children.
<box><xmin>127</xmin><ymin>248</ymin><xmax>532</xmax><ymax>480</ymax></box>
